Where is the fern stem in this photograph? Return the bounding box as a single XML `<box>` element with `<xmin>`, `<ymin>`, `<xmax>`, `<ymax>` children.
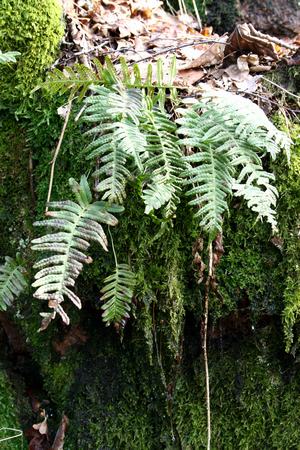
<box><xmin>108</xmin><ymin>227</ymin><xmax>118</xmax><ymax>267</ymax></box>
<box><xmin>45</xmin><ymin>100</ymin><xmax>72</xmax><ymax>212</ymax></box>
<box><xmin>203</xmin><ymin>242</ymin><xmax>212</xmax><ymax>450</ymax></box>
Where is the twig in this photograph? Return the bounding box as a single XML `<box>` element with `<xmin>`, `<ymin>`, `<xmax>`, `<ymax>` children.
<box><xmin>261</xmin><ymin>76</ymin><xmax>300</xmax><ymax>101</ymax></box>
<box><xmin>192</xmin><ymin>0</ymin><xmax>202</xmax><ymax>30</ymax></box>
<box><xmin>203</xmin><ymin>242</ymin><xmax>213</xmax><ymax>450</ymax></box>
<box><xmin>131</xmin><ymin>39</ymin><xmax>229</xmax><ymax>65</ymax></box>
<box><xmin>45</xmin><ymin>100</ymin><xmax>73</xmax><ymax>212</ymax></box>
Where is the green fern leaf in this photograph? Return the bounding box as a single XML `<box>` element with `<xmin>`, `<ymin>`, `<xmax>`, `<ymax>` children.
<box><xmin>32</xmin><ymin>176</ymin><xmax>123</xmax><ymax>328</ymax></box>
<box><xmin>83</xmin><ymin>86</ymin><xmax>147</xmax><ymax>202</ymax></box>
<box><xmin>0</xmin><ymin>257</ymin><xmax>27</xmax><ymax>311</ymax></box>
<box><xmin>176</xmin><ymin>90</ymin><xmax>287</xmax><ymax>234</ymax></box>
<box><xmin>141</xmin><ymin>108</ymin><xmax>185</xmax><ymax>217</ymax></box>
<box><xmin>183</xmin><ymin>146</ymin><xmax>233</xmax><ymax>239</ymax></box>
<box><xmin>0</xmin><ymin>50</ymin><xmax>20</xmax><ymax>64</ymax></box>
<box><xmin>101</xmin><ymin>263</ymin><xmax>135</xmax><ymax>326</ymax></box>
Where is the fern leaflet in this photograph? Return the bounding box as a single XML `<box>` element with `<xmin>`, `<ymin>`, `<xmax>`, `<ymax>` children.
<box><xmin>83</xmin><ymin>86</ymin><xmax>147</xmax><ymax>202</ymax></box>
<box><xmin>141</xmin><ymin>105</ymin><xmax>185</xmax><ymax>217</ymax></box>
<box><xmin>101</xmin><ymin>263</ymin><xmax>135</xmax><ymax>326</ymax></box>
<box><xmin>0</xmin><ymin>50</ymin><xmax>20</xmax><ymax>64</ymax></box>
<box><xmin>0</xmin><ymin>257</ymin><xmax>27</xmax><ymax>311</ymax></box>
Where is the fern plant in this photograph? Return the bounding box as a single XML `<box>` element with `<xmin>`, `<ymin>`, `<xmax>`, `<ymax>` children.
<box><xmin>0</xmin><ymin>50</ymin><xmax>20</xmax><ymax>64</ymax></box>
<box><xmin>176</xmin><ymin>89</ymin><xmax>291</xmax><ymax>237</ymax></box>
<box><xmin>141</xmin><ymin>102</ymin><xmax>186</xmax><ymax>217</ymax></box>
<box><xmin>38</xmin><ymin>56</ymin><xmax>178</xmax><ymax>104</ymax></box>
<box><xmin>83</xmin><ymin>85</ymin><xmax>147</xmax><ymax>203</ymax></box>
<box><xmin>101</xmin><ymin>262</ymin><xmax>136</xmax><ymax>327</ymax></box>
<box><xmin>31</xmin><ymin>176</ymin><xmax>123</xmax><ymax>329</ymax></box>
<box><xmin>0</xmin><ymin>256</ymin><xmax>27</xmax><ymax>311</ymax></box>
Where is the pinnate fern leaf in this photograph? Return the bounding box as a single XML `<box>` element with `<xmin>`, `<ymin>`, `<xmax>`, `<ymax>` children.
<box><xmin>32</xmin><ymin>176</ymin><xmax>123</xmax><ymax>328</ymax></box>
<box><xmin>0</xmin><ymin>257</ymin><xmax>27</xmax><ymax>311</ymax></box>
<box><xmin>0</xmin><ymin>50</ymin><xmax>20</xmax><ymax>64</ymax></box>
<box><xmin>176</xmin><ymin>90</ymin><xmax>289</xmax><ymax>236</ymax></box>
<box><xmin>83</xmin><ymin>86</ymin><xmax>147</xmax><ymax>203</ymax></box>
<box><xmin>141</xmin><ymin>107</ymin><xmax>186</xmax><ymax>217</ymax></box>
<box><xmin>101</xmin><ymin>263</ymin><xmax>135</xmax><ymax>326</ymax></box>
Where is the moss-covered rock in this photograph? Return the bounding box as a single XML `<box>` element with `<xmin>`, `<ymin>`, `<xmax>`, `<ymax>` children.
<box><xmin>0</xmin><ymin>0</ymin><xmax>64</xmax><ymax>107</ymax></box>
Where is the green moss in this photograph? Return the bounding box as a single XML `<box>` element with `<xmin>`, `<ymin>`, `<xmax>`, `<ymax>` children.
<box><xmin>0</xmin><ymin>115</ymin><xmax>33</xmax><ymax>256</ymax></box>
<box><xmin>272</xmin><ymin>122</ymin><xmax>300</xmax><ymax>350</ymax></box>
<box><xmin>174</xmin><ymin>327</ymin><xmax>300</xmax><ymax>449</ymax></box>
<box><xmin>0</xmin><ymin>370</ymin><xmax>24</xmax><ymax>449</ymax></box>
<box><xmin>0</xmin><ymin>0</ymin><xmax>64</xmax><ymax>107</ymax></box>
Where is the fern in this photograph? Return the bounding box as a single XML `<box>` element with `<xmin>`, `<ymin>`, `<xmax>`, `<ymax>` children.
<box><xmin>0</xmin><ymin>50</ymin><xmax>20</xmax><ymax>64</ymax></box>
<box><xmin>182</xmin><ymin>146</ymin><xmax>233</xmax><ymax>238</ymax></box>
<box><xmin>39</xmin><ymin>56</ymin><xmax>178</xmax><ymax>105</ymax></box>
<box><xmin>83</xmin><ymin>85</ymin><xmax>147</xmax><ymax>202</ymax></box>
<box><xmin>32</xmin><ymin>176</ymin><xmax>123</xmax><ymax>328</ymax></box>
<box><xmin>176</xmin><ymin>91</ymin><xmax>288</xmax><ymax>237</ymax></box>
<box><xmin>141</xmin><ymin>105</ymin><xmax>186</xmax><ymax>217</ymax></box>
<box><xmin>0</xmin><ymin>257</ymin><xmax>27</xmax><ymax>311</ymax></box>
<box><xmin>101</xmin><ymin>263</ymin><xmax>135</xmax><ymax>326</ymax></box>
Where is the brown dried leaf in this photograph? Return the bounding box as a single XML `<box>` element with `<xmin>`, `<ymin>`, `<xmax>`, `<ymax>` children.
<box><xmin>224</xmin><ymin>23</ymin><xmax>279</xmax><ymax>63</ymax></box>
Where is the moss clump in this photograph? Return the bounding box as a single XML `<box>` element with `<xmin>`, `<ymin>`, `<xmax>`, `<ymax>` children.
<box><xmin>0</xmin><ymin>115</ymin><xmax>33</xmax><ymax>256</ymax></box>
<box><xmin>272</xmin><ymin>122</ymin><xmax>300</xmax><ymax>350</ymax></box>
<box><xmin>0</xmin><ymin>0</ymin><xmax>64</xmax><ymax>107</ymax></box>
<box><xmin>0</xmin><ymin>370</ymin><xmax>24</xmax><ymax>449</ymax></box>
<box><xmin>174</xmin><ymin>326</ymin><xmax>300</xmax><ymax>449</ymax></box>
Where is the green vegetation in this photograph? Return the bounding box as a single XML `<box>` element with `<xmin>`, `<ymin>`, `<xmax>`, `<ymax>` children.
<box><xmin>0</xmin><ymin>0</ymin><xmax>63</xmax><ymax>106</ymax></box>
<box><xmin>0</xmin><ymin>370</ymin><xmax>24</xmax><ymax>449</ymax></box>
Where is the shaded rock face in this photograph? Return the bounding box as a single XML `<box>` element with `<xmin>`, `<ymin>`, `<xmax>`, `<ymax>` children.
<box><xmin>240</xmin><ymin>0</ymin><xmax>300</xmax><ymax>37</ymax></box>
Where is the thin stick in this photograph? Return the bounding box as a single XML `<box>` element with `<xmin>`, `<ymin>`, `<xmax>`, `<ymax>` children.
<box><xmin>192</xmin><ymin>0</ymin><xmax>202</xmax><ymax>30</ymax></box>
<box><xmin>203</xmin><ymin>242</ymin><xmax>213</xmax><ymax>450</ymax></box>
<box><xmin>262</xmin><ymin>76</ymin><xmax>300</xmax><ymax>101</ymax></box>
<box><xmin>45</xmin><ymin>100</ymin><xmax>73</xmax><ymax>213</ymax></box>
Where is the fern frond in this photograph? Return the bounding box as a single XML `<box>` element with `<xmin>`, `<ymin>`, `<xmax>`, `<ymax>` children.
<box><xmin>32</xmin><ymin>176</ymin><xmax>123</xmax><ymax>328</ymax></box>
<box><xmin>232</xmin><ymin>163</ymin><xmax>278</xmax><ymax>228</ymax></box>
<box><xmin>0</xmin><ymin>257</ymin><xmax>27</xmax><ymax>311</ymax></box>
<box><xmin>141</xmin><ymin>107</ymin><xmax>185</xmax><ymax>217</ymax></box>
<box><xmin>0</xmin><ymin>50</ymin><xmax>20</xmax><ymax>64</ymax></box>
<box><xmin>38</xmin><ymin>63</ymin><xmax>100</xmax><ymax>100</ymax></box>
<box><xmin>200</xmin><ymin>88</ymin><xmax>291</xmax><ymax>161</ymax></box>
<box><xmin>83</xmin><ymin>86</ymin><xmax>147</xmax><ymax>202</ymax></box>
<box><xmin>183</xmin><ymin>146</ymin><xmax>233</xmax><ymax>238</ymax></box>
<box><xmin>101</xmin><ymin>263</ymin><xmax>135</xmax><ymax>326</ymax></box>
<box><xmin>176</xmin><ymin>90</ymin><xmax>287</xmax><ymax>234</ymax></box>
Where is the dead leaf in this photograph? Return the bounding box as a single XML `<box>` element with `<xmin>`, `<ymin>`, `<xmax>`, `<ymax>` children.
<box><xmin>33</xmin><ymin>417</ymin><xmax>48</xmax><ymax>435</ymax></box>
<box><xmin>224</xmin><ymin>23</ymin><xmax>279</xmax><ymax>63</ymax></box>
<box><xmin>51</xmin><ymin>415</ymin><xmax>69</xmax><ymax>450</ymax></box>
<box><xmin>177</xmin><ymin>68</ymin><xmax>205</xmax><ymax>85</ymax></box>
<box><xmin>180</xmin><ymin>39</ymin><xmax>226</xmax><ymax>69</ymax></box>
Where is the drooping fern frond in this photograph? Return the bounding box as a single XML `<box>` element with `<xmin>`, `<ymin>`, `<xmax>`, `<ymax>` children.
<box><xmin>0</xmin><ymin>257</ymin><xmax>27</xmax><ymax>311</ymax></box>
<box><xmin>141</xmin><ymin>104</ymin><xmax>186</xmax><ymax>217</ymax></box>
<box><xmin>32</xmin><ymin>176</ymin><xmax>123</xmax><ymax>329</ymax></box>
<box><xmin>0</xmin><ymin>50</ymin><xmax>20</xmax><ymax>64</ymax></box>
<box><xmin>101</xmin><ymin>263</ymin><xmax>135</xmax><ymax>327</ymax></box>
<box><xmin>176</xmin><ymin>90</ymin><xmax>289</xmax><ymax>236</ymax></box>
<box><xmin>83</xmin><ymin>85</ymin><xmax>147</xmax><ymax>202</ymax></box>
<box><xmin>182</xmin><ymin>146</ymin><xmax>233</xmax><ymax>238</ymax></box>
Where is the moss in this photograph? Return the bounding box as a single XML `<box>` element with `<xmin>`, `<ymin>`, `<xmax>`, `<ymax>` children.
<box><xmin>0</xmin><ymin>370</ymin><xmax>24</xmax><ymax>449</ymax></box>
<box><xmin>174</xmin><ymin>326</ymin><xmax>300</xmax><ymax>449</ymax></box>
<box><xmin>272</xmin><ymin>122</ymin><xmax>300</xmax><ymax>350</ymax></box>
<box><xmin>0</xmin><ymin>115</ymin><xmax>33</xmax><ymax>256</ymax></box>
<box><xmin>0</xmin><ymin>0</ymin><xmax>64</xmax><ymax>107</ymax></box>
